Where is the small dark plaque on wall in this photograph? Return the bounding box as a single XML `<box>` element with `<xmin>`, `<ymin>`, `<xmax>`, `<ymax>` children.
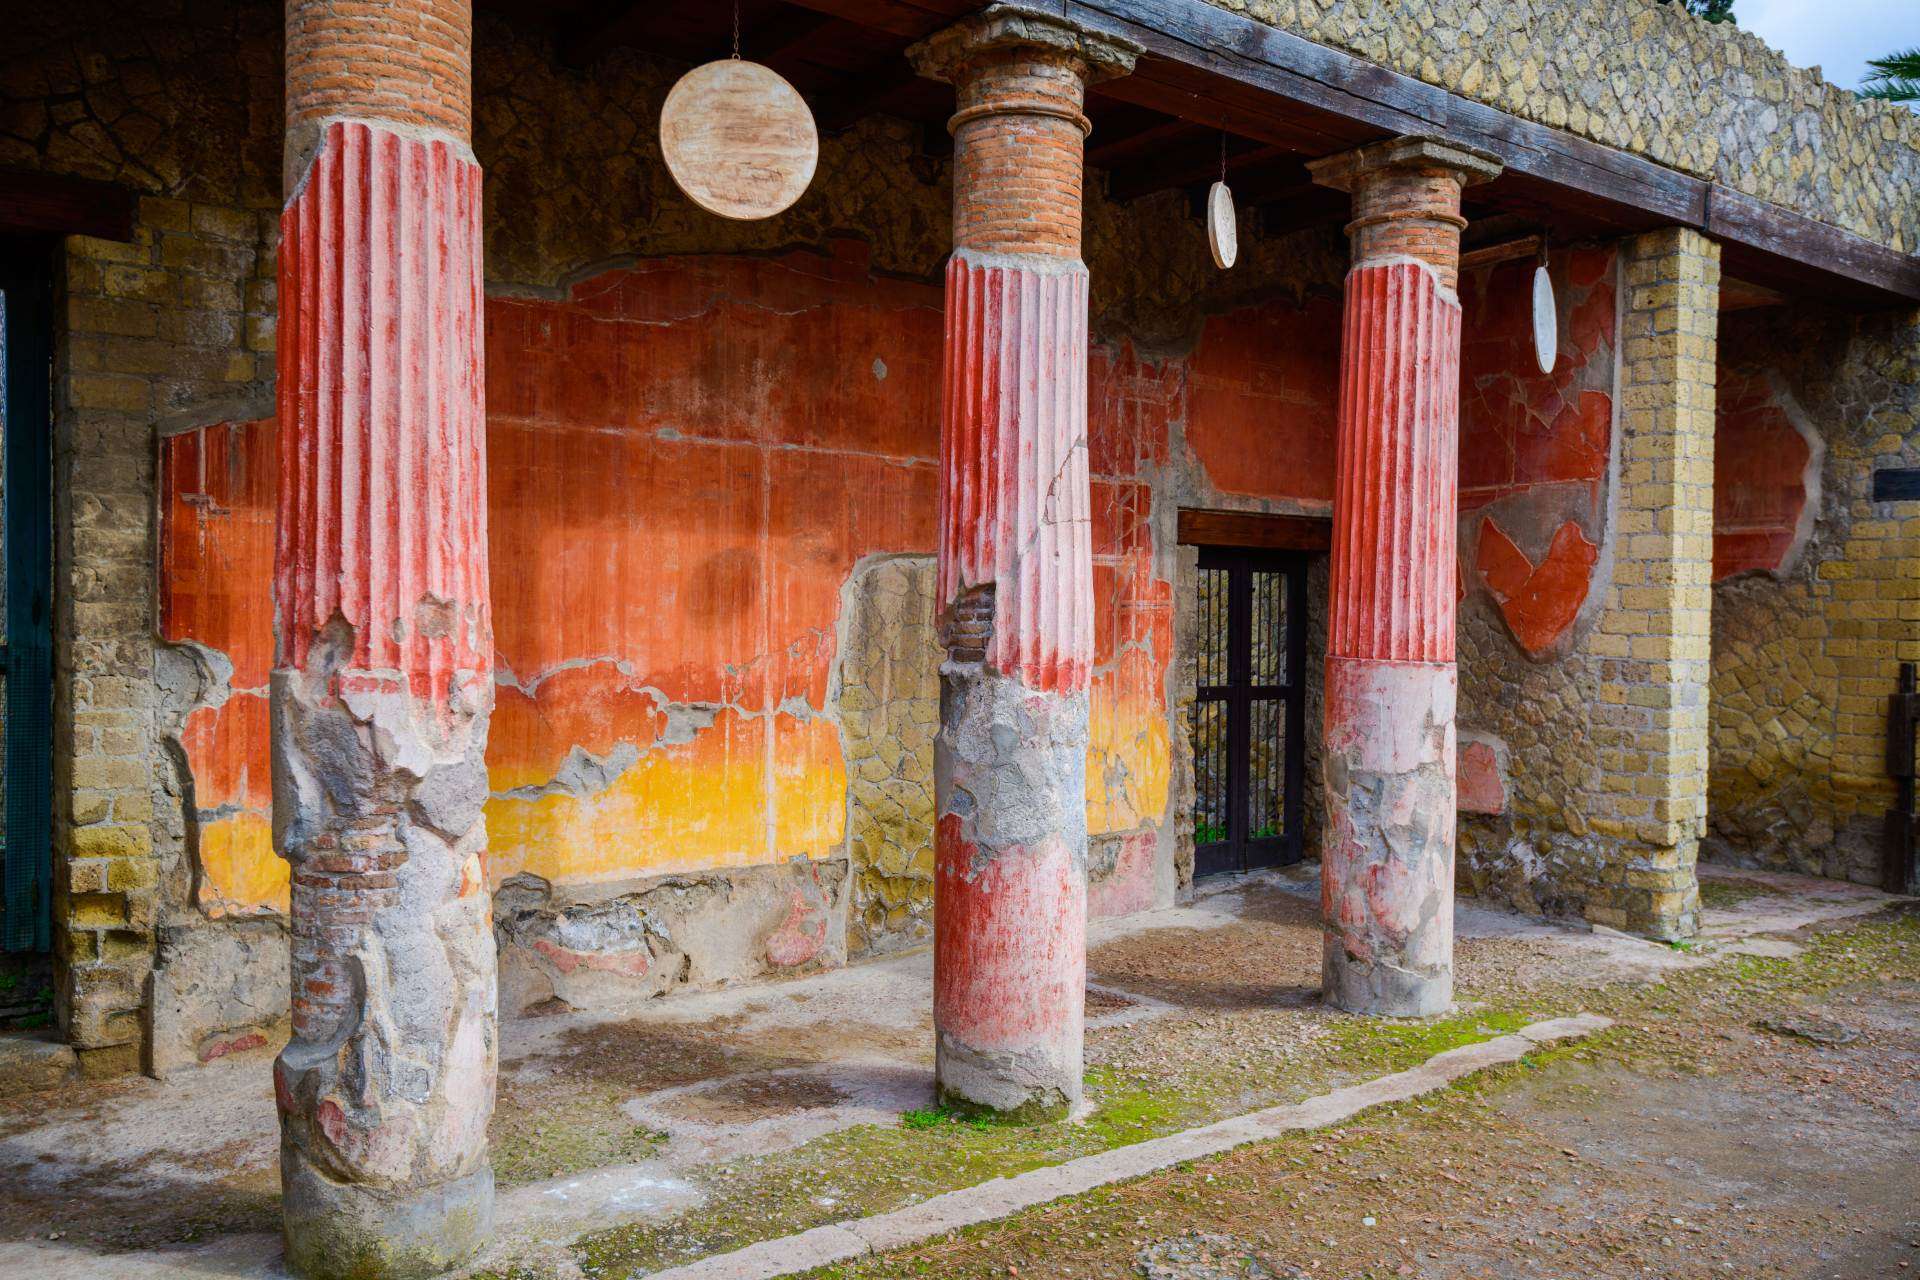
<box><xmin>1873</xmin><ymin>467</ymin><xmax>1920</xmax><ymax>502</ymax></box>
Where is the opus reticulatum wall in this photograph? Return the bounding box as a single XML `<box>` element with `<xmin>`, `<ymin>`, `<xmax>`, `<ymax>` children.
<box><xmin>1207</xmin><ymin>0</ymin><xmax>1920</xmax><ymax>252</ymax></box>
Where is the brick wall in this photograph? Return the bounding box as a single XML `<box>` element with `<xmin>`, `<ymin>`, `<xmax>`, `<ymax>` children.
<box><xmin>5</xmin><ymin>0</ymin><xmax>284</xmax><ymax>1075</ymax></box>
<box><xmin>1580</xmin><ymin>228</ymin><xmax>1720</xmax><ymax>931</ymax></box>
<box><xmin>56</xmin><ymin>200</ymin><xmax>276</xmax><ymax>1076</ymax></box>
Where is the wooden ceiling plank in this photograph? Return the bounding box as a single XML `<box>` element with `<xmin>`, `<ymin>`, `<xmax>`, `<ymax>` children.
<box><xmin>1105</xmin><ymin>140</ymin><xmax>1294</xmax><ymax>202</ymax></box>
<box><xmin>1087</xmin><ymin>117</ymin><xmax>1205</xmax><ymax>172</ymax></box>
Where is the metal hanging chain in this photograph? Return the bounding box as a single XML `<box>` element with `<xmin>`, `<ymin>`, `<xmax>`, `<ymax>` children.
<box><xmin>732</xmin><ymin>0</ymin><xmax>742</xmax><ymax>59</ymax></box>
<box><xmin>1220</xmin><ymin>128</ymin><xmax>1228</xmax><ymax>185</ymax></box>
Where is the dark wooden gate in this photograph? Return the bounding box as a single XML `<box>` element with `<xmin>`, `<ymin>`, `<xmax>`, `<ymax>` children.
<box><xmin>1</xmin><ymin>239</ymin><xmax>54</xmax><ymax>953</ymax></box>
<box><xmin>1193</xmin><ymin>546</ymin><xmax>1309</xmax><ymax>877</ymax></box>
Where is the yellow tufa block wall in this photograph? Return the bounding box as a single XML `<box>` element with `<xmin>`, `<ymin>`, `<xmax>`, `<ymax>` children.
<box><xmin>1581</xmin><ymin>228</ymin><xmax>1720</xmax><ymax>933</ymax></box>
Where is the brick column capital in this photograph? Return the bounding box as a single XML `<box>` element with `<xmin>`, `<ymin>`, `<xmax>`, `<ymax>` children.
<box><xmin>912</xmin><ymin>4</ymin><xmax>1135</xmax><ymax>261</ymax></box>
<box><xmin>908</xmin><ymin>4</ymin><xmax>1140</xmax><ymax>100</ymax></box>
<box><xmin>1310</xmin><ymin>135</ymin><xmax>1503</xmax><ymax>288</ymax></box>
<box><xmin>284</xmin><ymin>0</ymin><xmax>475</xmax><ymax>191</ymax></box>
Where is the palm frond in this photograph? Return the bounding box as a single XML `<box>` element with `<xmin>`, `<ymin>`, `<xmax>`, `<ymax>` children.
<box><xmin>1859</xmin><ymin>78</ymin><xmax>1920</xmax><ymax>103</ymax></box>
<box><xmin>1860</xmin><ymin>47</ymin><xmax>1920</xmax><ymax>103</ymax></box>
<box><xmin>1864</xmin><ymin>48</ymin><xmax>1920</xmax><ymax>80</ymax></box>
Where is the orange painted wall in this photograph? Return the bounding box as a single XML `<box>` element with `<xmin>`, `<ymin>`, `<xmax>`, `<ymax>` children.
<box><xmin>159</xmin><ymin>421</ymin><xmax>281</xmax><ymax>915</ymax></box>
<box><xmin>160</xmin><ymin>251</ymin><xmax>1192</xmax><ymax>914</ymax></box>
<box><xmin>480</xmin><ymin>253</ymin><xmax>943</xmax><ymax>887</ymax></box>
<box><xmin>160</xmin><ymin>250</ymin><xmax>1619</xmax><ymax>919</ymax></box>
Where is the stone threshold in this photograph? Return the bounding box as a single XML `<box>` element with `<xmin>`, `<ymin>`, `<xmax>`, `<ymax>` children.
<box><xmin>646</xmin><ymin>1013</ymin><xmax>1613</xmax><ymax>1280</ymax></box>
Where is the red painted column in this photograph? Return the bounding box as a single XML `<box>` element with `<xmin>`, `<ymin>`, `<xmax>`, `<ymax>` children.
<box><xmin>910</xmin><ymin>8</ymin><xmax>1138</xmax><ymax>1118</ymax></box>
<box><xmin>273</xmin><ymin>3</ymin><xmax>494</xmax><ymax>1275</ymax></box>
<box><xmin>1307</xmin><ymin>137</ymin><xmax>1502</xmax><ymax>1017</ymax></box>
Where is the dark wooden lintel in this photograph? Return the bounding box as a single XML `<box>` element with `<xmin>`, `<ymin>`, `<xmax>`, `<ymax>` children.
<box><xmin>1178</xmin><ymin>508</ymin><xmax>1332</xmax><ymax>551</ymax></box>
<box><xmin>1459</xmin><ymin>235</ymin><xmax>1542</xmax><ymax>273</ymax></box>
<box><xmin>0</xmin><ymin>168</ymin><xmax>136</xmax><ymax>242</ymax></box>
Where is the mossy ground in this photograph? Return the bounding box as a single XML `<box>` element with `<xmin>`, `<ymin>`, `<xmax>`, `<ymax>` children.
<box><xmin>526</xmin><ymin>905</ymin><xmax>1920</xmax><ymax>1280</ymax></box>
<box><xmin>790</xmin><ymin>906</ymin><xmax>1920</xmax><ymax>1279</ymax></box>
<box><xmin>562</xmin><ymin>1006</ymin><xmax>1555</xmax><ymax>1277</ymax></box>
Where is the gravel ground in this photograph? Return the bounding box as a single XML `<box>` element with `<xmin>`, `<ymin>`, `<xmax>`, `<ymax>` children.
<box><xmin>804</xmin><ymin>901</ymin><xmax>1920</xmax><ymax>1280</ymax></box>
<box><xmin>1</xmin><ymin>868</ymin><xmax>1910</xmax><ymax>1280</ymax></box>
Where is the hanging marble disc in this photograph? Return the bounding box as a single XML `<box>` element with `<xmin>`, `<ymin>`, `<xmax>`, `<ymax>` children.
<box><xmin>1207</xmin><ymin>180</ymin><xmax>1238</xmax><ymax>270</ymax></box>
<box><xmin>1531</xmin><ymin>263</ymin><xmax>1558</xmax><ymax>374</ymax></box>
<box><xmin>660</xmin><ymin>59</ymin><xmax>818</xmax><ymax>221</ymax></box>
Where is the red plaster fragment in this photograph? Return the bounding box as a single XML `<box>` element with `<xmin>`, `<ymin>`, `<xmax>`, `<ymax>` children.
<box><xmin>531</xmin><ymin>938</ymin><xmax>653</xmax><ymax>979</ymax></box>
<box><xmin>1457</xmin><ymin>739</ymin><xmax>1508</xmax><ymax>815</ymax></box>
<box><xmin>1087</xmin><ymin>831</ymin><xmax>1158</xmax><ymax>919</ymax></box>
<box><xmin>1713</xmin><ymin>370</ymin><xmax>1811</xmax><ymax>581</ymax></box>
<box><xmin>198</xmin><ymin>1029</ymin><xmax>269</xmax><ymax>1063</ymax></box>
<box><xmin>764</xmin><ymin>887</ymin><xmax>828</xmax><ymax>968</ymax></box>
<box><xmin>1476</xmin><ymin>518</ymin><xmax>1598</xmax><ymax>657</ymax></box>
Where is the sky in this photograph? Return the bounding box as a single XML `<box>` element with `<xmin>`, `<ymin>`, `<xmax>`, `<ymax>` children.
<box><xmin>1735</xmin><ymin>0</ymin><xmax>1919</xmax><ymax>91</ymax></box>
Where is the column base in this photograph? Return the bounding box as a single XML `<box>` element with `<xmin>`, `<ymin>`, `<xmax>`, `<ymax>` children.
<box><xmin>1322</xmin><ymin>933</ymin><xmax>1453</xmax><ymax>1017</ymax></box>
<box><xmin>1320</xmin><ymin>656</ymin><xmax>1458</xmax><ymax>1020</ymax></box>
<box><xmin>282</xmin><ymin>1154</ymin><xmax>493</xmax><ymax>1280</ymax></box>
<box><xmin>935</xmin><ymin>1028</ymin><xmax>1079</xmax><ymax>1123</ymax></box>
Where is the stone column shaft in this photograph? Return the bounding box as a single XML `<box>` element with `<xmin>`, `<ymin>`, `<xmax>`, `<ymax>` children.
<box><xmin>1309</xmin><ymin>137</ymin><xmax>1500</xmax><ymax>1017</ymax></box>
<box><xmin>910</xmin><ymin>5</ymin><xmax>1137</xmax><ymax>1119</ymax></box>
<box><xmin>273</xmin><ymin>2</ymin><xmax>495</xmax><ymax>1276</ymax></box>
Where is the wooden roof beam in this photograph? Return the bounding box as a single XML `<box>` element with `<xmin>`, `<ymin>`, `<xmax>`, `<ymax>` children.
<box><xmin>1055</xmin><ymin>0</ymin><xmax>1920</xmax><ymax>305</ymax></box>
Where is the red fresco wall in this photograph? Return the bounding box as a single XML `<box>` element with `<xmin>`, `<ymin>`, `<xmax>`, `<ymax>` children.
<box><xmin>1182</xmin><ymin>298</ymin><xmax>1342</xmax><ymax>504</ymax></box>
<box><xmin>161</xmin><ymin>249</ymin><xmax>1210</xmax><ymax>918</ymax></box>
<box><xmin>159</xmin><ymin>245</ymin><xmax>1614</xmax><ymax>924</ymax></box>
<box><xmin>1712</xmin><ymin>367</ymin><xmax>1812</xmax><ymax>580</ymax></box>
<box><xmin>1457</xmin><ymin>247</ymin><xmax>1617</xmax><ymax>658</ymax></box>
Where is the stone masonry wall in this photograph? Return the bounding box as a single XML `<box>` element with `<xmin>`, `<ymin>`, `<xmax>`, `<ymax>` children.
<box><xmin>1207</xmin><ymin>0</ymin><xmax>1920</xmax><ymax>252</ymax></box>
<box><xmin>1460</xmin><ymin>229</ymin><xmax>1719</xmax><ymax>939</ymax></box>
<box><xmin>4</xmin><ymin>0</ymin><xmax>282</xmax><ymax>1077</ymax></box>
<box><xmin>1708</xmin><ymin>304</ymin><xmax>1920</xmax><ymax>887</ymax></box>
<box><xmin>837</xmin><ymin>556</ymin><xmax>942</xmax><ymax>959</ymax></box>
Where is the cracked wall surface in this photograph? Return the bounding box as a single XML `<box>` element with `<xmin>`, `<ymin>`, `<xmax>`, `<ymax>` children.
<box><xmin>155</xmin><ymin>249</ymin><xmax>1213</xmax><ymax>1008</ymax></box>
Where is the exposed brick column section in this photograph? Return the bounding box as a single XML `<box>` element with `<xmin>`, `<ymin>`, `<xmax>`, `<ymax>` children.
<box><xmin>273</xmin><ymin>3</ymin><xmax>494</xmax><ymax>1276</ymax></box>
<box><xmin>909</xmin><ymin>5</ymin><xmax>1138</xmax><ymax>1119</ymax></box>
<box><xmin>1584</xmin><ymin>228</ymin><xmax>1720</xmax><ymax>937</ymax></box>
<box><xmin>1309</xmin><ymin>137</ymin><xmax>1500</xmax><ymax>1017</ymax></box>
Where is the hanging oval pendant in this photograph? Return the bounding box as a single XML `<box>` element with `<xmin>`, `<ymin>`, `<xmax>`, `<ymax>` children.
<box><xmin>1531</xmin><ymin>263</ymin><xmax>1558</xmax><ymax>374</ymax></box>
<box><xmin>1207</xmin><ymin>180</ymin><xmax>1238</xmax><ymax>270</ymax></box>
<box><xmin>660</xmin><ymin>60</ymin><xmax>819</xmax><ymax>221</ymax></box>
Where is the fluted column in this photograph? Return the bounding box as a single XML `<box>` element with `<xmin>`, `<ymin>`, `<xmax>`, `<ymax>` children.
<box><xmin>273</xmin><ymin>2</ymin><xmax>494</xmax><ymax>1275</ymax></box>
<box><xmin>909</xmin><ymin>5</ymin><xmax>1138</xmax><ymax>1119</ymax></box>
<box><xmin>1308</xmin><ymin>137</ymin><xmax>1501</xmax><ymax>1017</ymax></box>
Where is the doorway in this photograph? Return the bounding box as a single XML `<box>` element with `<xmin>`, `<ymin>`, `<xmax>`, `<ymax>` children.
<box><xmin>1192</xmin><ymin>546</ymin><xmax>1309</xmax><ymax>877</ymax></box>
<box><xmin>1</xmin><ymin>239</ymin><xmax>54</xmax><ymax>955</ymax></box>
